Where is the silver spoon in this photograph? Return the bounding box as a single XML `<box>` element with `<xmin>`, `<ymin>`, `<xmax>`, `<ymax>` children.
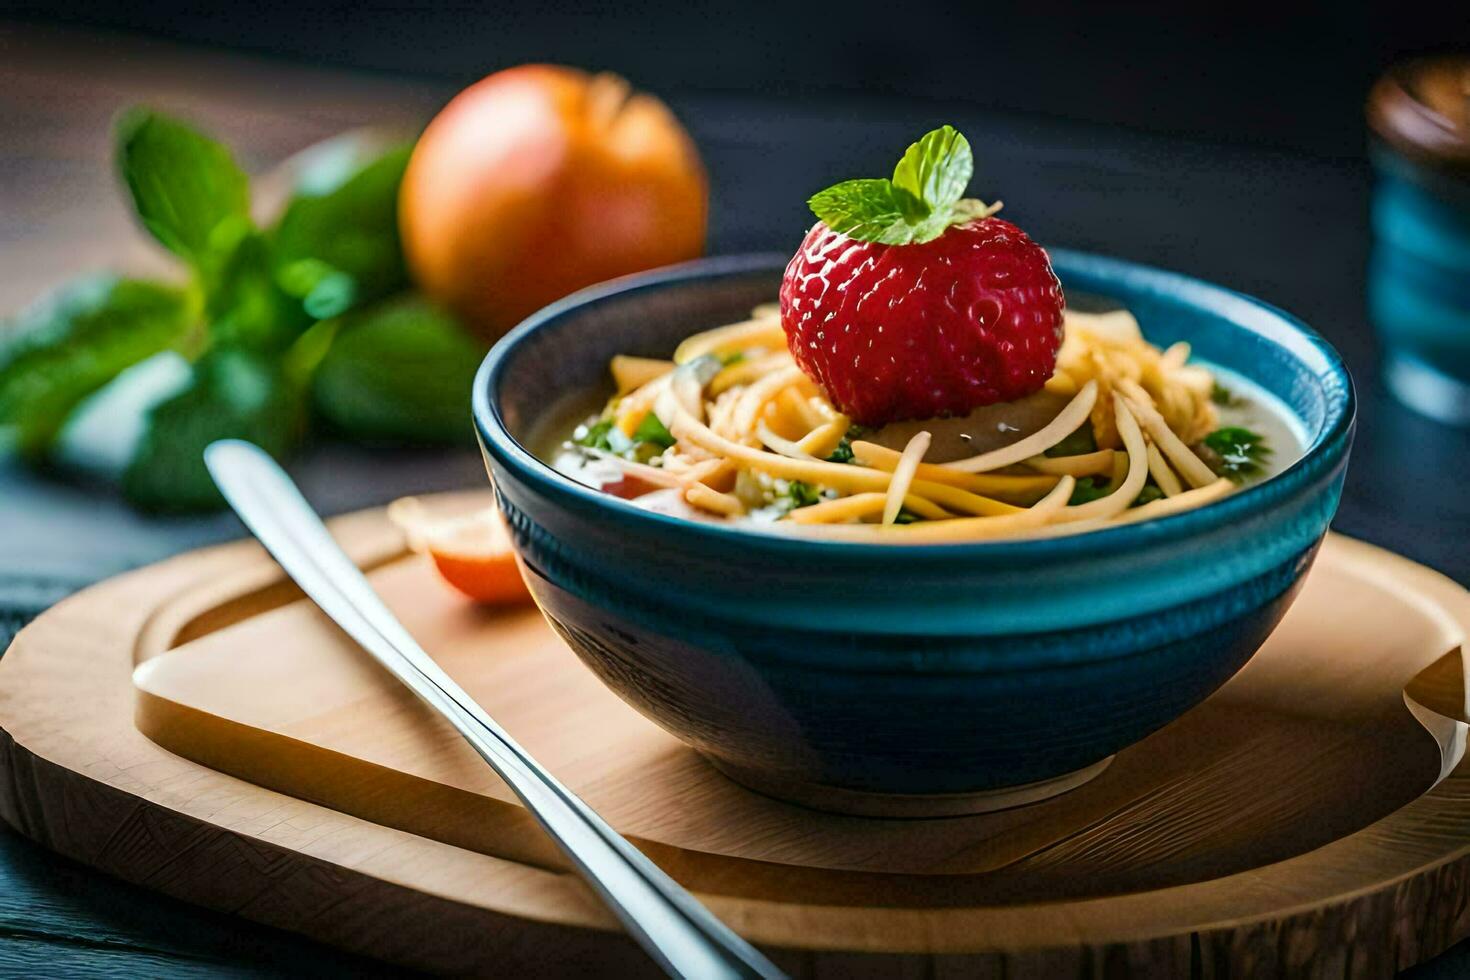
<box><xmin>205</xmin><ymin>440</ymin><xmax>785</xmax><ymax>980</ymax></box>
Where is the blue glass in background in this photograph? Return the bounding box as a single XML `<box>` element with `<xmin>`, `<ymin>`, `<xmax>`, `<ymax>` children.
<box><xmin>1370</xmin><ymin>152</ymin><xmax>1470</xmax><ymax>423</ymax></box>
<box><xmin>1367</xmin><ymin>59</ymin><xmax>1470</xmax><ymax>425</ymax></box>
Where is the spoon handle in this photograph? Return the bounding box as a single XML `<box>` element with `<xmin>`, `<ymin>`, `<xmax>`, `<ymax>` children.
<box><xmin>204</xmin><ymin>440</ymin><xmax>784</xmax><ymax>980</ymax></box>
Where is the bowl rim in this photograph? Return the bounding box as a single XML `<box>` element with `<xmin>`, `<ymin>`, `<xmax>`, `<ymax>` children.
<box><xmin>473</xmin><ymin>252</ymin><xmax>1355</xmax><ymax>560</ymax></box>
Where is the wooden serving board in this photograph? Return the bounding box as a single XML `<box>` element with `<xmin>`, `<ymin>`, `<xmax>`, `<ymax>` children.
<box><xmin>2</xmin><ymin>495</ymin><xmax>1470</xmax><ymax>977</ymax></box>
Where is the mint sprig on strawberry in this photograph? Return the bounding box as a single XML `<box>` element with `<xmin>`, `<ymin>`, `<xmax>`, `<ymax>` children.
<box><xmin>781</xmin><ymin>126</ymin><xmax>1062</xmax><ymax>425</ymax></box>
<box><xmin>806</xmin><ymin>126</ymin><xmax>998</xmax><ymax>245</ymax></box>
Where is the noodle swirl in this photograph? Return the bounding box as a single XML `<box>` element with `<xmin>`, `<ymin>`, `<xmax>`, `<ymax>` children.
<box><xmin>552</xmin><ymin>302</ymin><xmax>1280</xmax><ymax>542</ymax></box>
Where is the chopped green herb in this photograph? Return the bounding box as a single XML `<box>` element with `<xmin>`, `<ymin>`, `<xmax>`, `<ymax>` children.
<box><xmin>1203</xmin><ymin>426</ymin><xmax>1270</xmax><ymax>482</ymax></box>
<box><xmin>787</xmin><ymin>481</ymin><xmax>823</xmax><ymax>508</ymax></box>
<box><xmin>1072</xmin><ymin>477</ymin><xmax>1165</xmax><ymax>508</ymax></box>
<box><xmin>575</xmin><ymin>411</ymin><xmax>676</xmax><ymax>464</ymax></box>
<box><xmin>893</xmin><ymin>507</ymin><xmax>922</xmax><ymax>524</ymax></box>
<box><xmin>630</xmin><ymin>441</ymin><xmax>665</xmax><ymax>464</ymax></box>
<box><xmin>1068</xmin><ymin>476</ymin><xmax>1113</xmax><ymax>505</ymax></box>
<box><xmin>773</xmin><ymin>479</ymin><xmax>823</xmax><ymax>513</ymax></box>
<box><xmin>632</xmin><ymin>411</ymin><xmax>676</xmax><ymax>449</ymax></box>
<box><xmin>573</xmin><ymin>418</ymin><xmax>616</xmax><ymax>452</ymax></box>
<box><xmin>1044</xmin><ymin>421</ymin><xmax>1097</xmax><ymax>458</ymax></box>
<box><xmin>718</xmin><ymin>350</ymin><xmax>747</xmax><ymax>367</ymax></box>
<box><xmin>1210</xmin><ymin>382</ymin><xmax>1238</xmax><ymax>407</ymax></box>
<box><xmin>825</xmin><ymin>424</ymin><xmax>867</xmax><ymax>464</ymax></box>
<box><xmin>605</xmin><ymin>426</ymin><xmax>635</xmax><ymax>455</ymax></box>
<box><xmin>1133</xmin><ymin>484</ymin><xmax>1165</xmax><ymax>507</ymax></box>
<box><xmin>678</xmin><ymin>353</ymin><xmax>724</xmax><ymax>387</ymax></box>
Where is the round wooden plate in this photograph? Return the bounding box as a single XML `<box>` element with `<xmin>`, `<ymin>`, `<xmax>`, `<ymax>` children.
<box><xmin>1</xmin><ymin>495</ymin><xmax>1468</xmax><ymax>977</ymax></box>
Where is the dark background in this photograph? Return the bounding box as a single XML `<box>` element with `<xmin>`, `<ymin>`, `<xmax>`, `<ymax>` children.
<box><xmin>2</xmin><ymin>2</ymin><xmax>1470</xmax><ymax>976</ymax></box>
<box><xmin>14</xmin><ymin>0</ymin><xmax>1470</xmax><ymax>157</ymax></box>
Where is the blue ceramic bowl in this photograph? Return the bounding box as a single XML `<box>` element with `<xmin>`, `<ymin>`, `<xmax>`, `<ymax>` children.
<box><xmin>473</xmin><ymin>253</ymin><xmax>1354</xmax><ymax>817</ymax></box>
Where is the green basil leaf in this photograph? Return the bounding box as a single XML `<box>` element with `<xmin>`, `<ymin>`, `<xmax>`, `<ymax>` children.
<box><xmin>311</xmin><ymin>294</ymin><xmax>486</xmax><ymax>445</ymax></box>
<box><xmin>0</xmin><ymin>276</ymin><xmax>194</xmax><ymax>457</ymax></box>
<box><xmin>123</xmin><ymin>347</ymin><xmax>305</xmax><ymax>511</ymax></box>
<box><xmin>116</xmin><ymin>109</ymin><xmax>251</xmax><ymax>270</ymax></box>
<box><xmin>272</xmin><ymin>144</ymin><xmax>413</xmax><ymax>319</ymax></box>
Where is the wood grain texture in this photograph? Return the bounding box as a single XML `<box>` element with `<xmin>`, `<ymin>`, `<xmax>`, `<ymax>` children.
<box><xmin>1</xmin><ymin>495</ymin><xmax>1469</xmax><ymax>976</ymax></box>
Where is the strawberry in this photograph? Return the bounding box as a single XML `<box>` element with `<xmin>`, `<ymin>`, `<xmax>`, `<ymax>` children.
<box><xmin>778</xmin><ymin>127</ymin><xmax>1065</xmax><ymax>426</ymax></box>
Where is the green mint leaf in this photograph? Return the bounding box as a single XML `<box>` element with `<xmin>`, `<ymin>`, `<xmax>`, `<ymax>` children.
<box><xmin>116</xmin><ymin>109</ymin><xmax>251</xmax><ymax>270</ymax></box>
<box><xmin>280</xmin><ymin>317</ymin><xmax>342</xmax><ymax>389</ymax></box>
<box><xmin>123</xmin><ymin>346</ymin><xmax>306</xmax><ymax>512</ymax></box>
<box><xmin>286</xmin><ymin>129</ymin><xmax>407</xmax><ymax>197</ymax></box>
<box><xmin>890</xmin><ymin>125</ymin><xmax>972</xmax><ymax>215</ymax></box>
<box><xmin>271</xmin><ymin>143</ymin><xmax>413</xmax><ymax>319</ymax></box>
<box><xmin>0</xmin><ymin>276</ymin><xmax>194</xmax><ymax>457</ymax></box>
<box><xmin>311</xmin><ymin>294</ymin><xmax>486</xmax><ymax>445</ymax></box>
<box><xmin>807</xmin><ymin>179</ymin><xmax>928</xmax><ymax>245</ymax></box>
<box><xmin>207</xmin><ymin>231</ymin><xmax>312</xmax><ymax>352</ymax></box>
<box><xmin>807</xmin><ymin>126</ymin><xmax>987</xmax><ymax>245</ymax></box>
<box><xmin>632</xmin><ymin>411</ymin><xmax>676</xmax><ymax>450</ymax></box>
<box><xmin>49</xmin><ymin>351</ymin><xmax>194</xmax><ymax>481</ymax></box>
<box><xmin>1203</xmin><ymin>426</ymin><xmax>1270</xmax><ymax>482</ymax></box>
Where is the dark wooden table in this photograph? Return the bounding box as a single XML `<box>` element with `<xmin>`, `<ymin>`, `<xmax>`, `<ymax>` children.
<box><xmin>2</xmin><ymin>20</ymin><xmax>1468</xmax><ymax>977</ymax></box>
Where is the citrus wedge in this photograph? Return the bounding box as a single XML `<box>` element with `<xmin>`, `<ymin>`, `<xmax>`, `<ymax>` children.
<box><xmin>387</xmin><ymin>496</ymin><xmax>532</xmax><ymax>605</ymax></box>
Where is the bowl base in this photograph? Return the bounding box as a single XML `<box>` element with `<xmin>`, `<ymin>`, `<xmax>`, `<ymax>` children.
<box><xmin>705</xmin><ymin>755</ymin><xmax>1115</xmax><ymax>819</ymax></box>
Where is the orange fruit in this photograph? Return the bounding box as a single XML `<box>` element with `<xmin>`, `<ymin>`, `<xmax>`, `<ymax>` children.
<box><xmin>399</xmin><ymin>64</ymin><xmax>708</xmax><ymax>343</ymax></box>
<box><xmin>388</xmin><ymin>497</ymin><xmax>533</xmax><ymax>605</ymax></box>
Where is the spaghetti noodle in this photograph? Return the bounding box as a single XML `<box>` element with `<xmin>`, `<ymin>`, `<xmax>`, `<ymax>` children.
<box><xmin>551</xmin><ymin>303</ymin><xmax>1286</xmax><ymax>542</ymax></box>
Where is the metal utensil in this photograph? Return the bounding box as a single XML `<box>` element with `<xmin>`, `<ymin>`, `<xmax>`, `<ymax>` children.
<box><xmin>204</xmin><ymin>440</ymin><xmax>784</xmax><ymax>980</ymax></box>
